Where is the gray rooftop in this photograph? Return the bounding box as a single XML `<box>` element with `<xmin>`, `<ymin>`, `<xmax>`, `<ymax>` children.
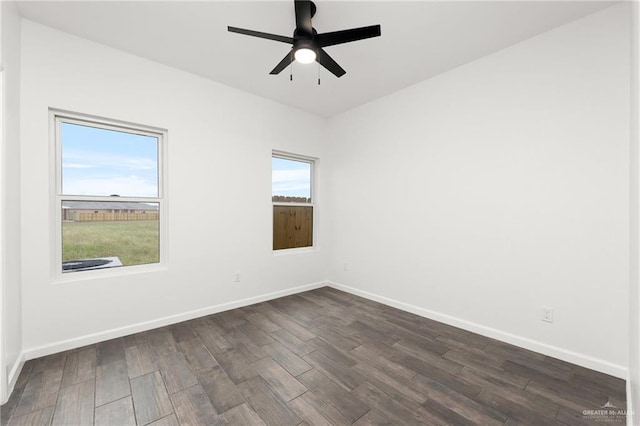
<box><xmin>62</xmin><ymin>201</ymin><xmax>159</xmax><ymax>211</ymax></box>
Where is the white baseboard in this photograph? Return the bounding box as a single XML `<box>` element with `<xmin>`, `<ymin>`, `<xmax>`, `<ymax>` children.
<box><xmin>23</xmin><ymin>281</ymin><xmax>327</xmax><ymax>361</ymax></box>
<box><xmin>327</xmin><ymin>281</ymin><xmax>628</xmax><ymax>379</ymax></box>
<box><xmin>1</xmin><ymin>352</ymin><xmax>25</xmax><ymax>405</ymax></box>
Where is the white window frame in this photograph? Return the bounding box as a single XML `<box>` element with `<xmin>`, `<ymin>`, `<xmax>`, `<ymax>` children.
<box><xmin>272</xmin><ymin>150</ymin><xmax>316</xmax><ymax>253</ymax></box>
<box><xmin>50</xmin><ymin>109</ymin><xmax>168</xmax><ymax>281</ymax></box>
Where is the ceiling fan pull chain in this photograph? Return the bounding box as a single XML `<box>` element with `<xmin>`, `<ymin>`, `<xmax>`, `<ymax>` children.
<box><xmin>318</xmin><ymin>63</ymin><xmax>321</xmax><ymax>85</ymax></box>
<box><xmin>290</xmin><ymin>51</ymin><xmax>294</xmax><ymax>81</ymax></box>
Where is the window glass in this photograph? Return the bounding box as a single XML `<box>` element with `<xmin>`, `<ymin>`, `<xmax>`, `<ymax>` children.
<box><xmin>272</xmin><ymin>157</ymin><xmax>311</xmax><ymax>202</ymax></box>
<box><xmin>61</xmin><ymin>122</ymin><xmax>159</xmax><ymax>197</ymax></box>
<box><xmin>61</xmin><ymin>201</ymin><xmax>159</xmax><ymax>272</ymax></box>
<box><xmin>272</xmin><ymin>154</ymin><xmax>314</xmax><ymax>250</ymax></box>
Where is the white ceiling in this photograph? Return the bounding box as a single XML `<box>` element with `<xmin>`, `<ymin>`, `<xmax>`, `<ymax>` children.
<box><xmin>18</xmin><ymin>1</ymin><xmax>615</xmax><ymax>117</ymax></box>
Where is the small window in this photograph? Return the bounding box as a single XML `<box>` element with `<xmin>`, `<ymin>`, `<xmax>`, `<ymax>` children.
<box><xmin>272</xmin><ymin>153</ymin><xmax>314</xmax><ymax>250</ymax></box>
<box><xmin>54</xmin><ymin>111</ymin><xmax>165</xmax><ymax>273</ymax></box>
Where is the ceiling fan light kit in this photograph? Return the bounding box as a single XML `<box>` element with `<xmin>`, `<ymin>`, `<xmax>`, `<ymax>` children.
<box><xmin>228</xmin><ymin>0</ymin><xmax>381</xmax><ymax>79</ymax></box>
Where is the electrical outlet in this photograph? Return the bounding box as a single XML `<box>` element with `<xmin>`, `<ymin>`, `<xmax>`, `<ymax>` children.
<box><xmin>542</xmin><ymin>307</ymin><xmax>553</xmax><ymax>323</ymax></box>
<box><xmin>343</xmin><ymin>262</ymin><xmax>348</xmax><ymax>271</ymax></box>
<box><xmin>234</xmin><ymin>273</ymin><xmax>241</xmax><ymax>283</ymax></box>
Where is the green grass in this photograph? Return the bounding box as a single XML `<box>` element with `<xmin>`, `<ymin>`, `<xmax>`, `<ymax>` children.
<box><xmin>63</xmin><ymin>220</ymin><xmax>159</xmax><ymax>266</ymax></box>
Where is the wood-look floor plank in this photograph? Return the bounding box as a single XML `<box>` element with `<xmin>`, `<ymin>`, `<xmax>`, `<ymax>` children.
<box><xmin>347</xmin><ymin>321</ymin><xmax>400</xmax><ymax>346</ymax></box>
<box><xmin>50</xmin><ymin>379</ymin><xmax>95</xmax><ymax>426</ymax></box>
<box><xmin>252</xmin><ymin>356</ymin><xmax>307</xmax><ymax>402</ymax></box>
<box><xmin>168</xmin><ymin>322</ymin><xmax>196</xmax><ymax>343</ymax></box>
<box><xmin>287</xmin><ymin>393</ymin><xmax>333</xmax><ymax>426</ymax></box>
<box><xmin>196</xmin><ymin>322</ymin><xmax>234</xmax><ymax>355</ymax></box>
<box><xmin>1</xmin><ymin>362</ymin><xmax>31</xmax><ymax>424</ymax></box>
<box><xmin>458</xmin><ymin>365</ymin><xmax>530</xmax><ymax>391</ymax></box>
<box><xmin>196</xmin><ymin>366</ymin><xmax>245</xmax><ymax>414</ymax></box>
<box><xmin>310</xmin><ymin>325</ymin><xmax>361</xmax><ymax>352</ymax></box>
<box><xmin>7</xmin><ymin>406</ymin><xmax>54</xmax><ymax>426</ymax></box>
<box><xmin>393</xmin><ymin>341</ymin><xmax>464</xmax><ymax>375</ymax></box>
<box><xmin>30</xmin><ymin>352</ymin><xmax>68</xmax><ymax>374</ymax></box>
<box><xmin>12</xmin><ymin>369</ymin><xmax>63</xmax><ymax>417</ymax></box>
<box><xmin>352</xmin><ymin>363</ymin><xmax>426</xmax><ymax>405</ymax></box>
<box><xmin>246</xmin><ymin>312</ymin><xmax>282</xmax><ymax>333</ymax></box>
<box><xmin>94</xmin><ymin>396</ymin><xmax>136</xmax><ymax>426</ymax></box>
<box><xmin>95</xmin><ymin>360</ymin><xmax>130</xmax><ymax>407</ymax></box>
<box><xmin>170</xmin><ymin>384</ymin><xmax>220</xmax><ymax>425</ymax></box>
<box><xmin>352</xmin><ymin>381</ymin><xmax>431</xmax><ymax>425</ymax></box>
<box><xmin>412</xmin><ymin>371</ymin><xmax>483</xmax><ymax>401</ymax></box>
<box><xmin>349</xmin><ymin>345</ymin><xmax>416</xmax><ymax>381</ymax></box>
<box><xmin>525</xmin><ymin>374</ymin><xmax>610</xmax><ymax>414</ymax></box>
<box><xmin>352</xmin><ymin>409</ymin><xmax>394</xmax><ymax>426</ymax></box>
<box><xmin>177</xmin><ymin>337</ymin><xmax>219</xmax><ymax>373</ymax></box>
<box><xmin>290</xmin><ymin>390</ymin><xmax>353</xmax><ymax>425</ymax></box>
<box><xmin>476</xmin><ymin>384</ymin><xmax>561</xmax><ymax>425</ymax></box>
<box><xmin>130</xmin><ymin>371</ymin><xmax>174</xmax><ymax>425</ymax></box>
<box><xmin>555</xmin><ymin>406</ymin><xmax>609</xmax><ymax>426</ymax></box>
<box><xmin>208</xmin><ymin>310</ymin><xmax>247</xmax><ymax>333</ymax></box>
<box><xmin>443</xmin><ymin>347</ymin><xmax>505</xmax><ymax>370</ymax></box>
<box><xmin>570</xmin><ymin>369</ymin><xmax>627</xmax><ymax>402</ymax></box>
<box><xmin>214</xmin><ymin>348</ymin><xmax>258</xmax><ymax>384</ymax></box>
<box><xmin>237</xmin><ymin>376</ymin><xmax>301</xmax><ymax>425</ymax></box>
<box><xmin>303</xmin><ymin>350</ymin><xmax>365</xmax><ymax>391</ymax></box>
<box><xmin>146</xmin><ymin>329</ymin><xmax>180</xmax><ymax>358</ymax></box>
<box><xmin>147</xmin><ymin>414</ymin><xmax>180</xmax><ymax>426</ymax></box>
<box><xmin>157</xmin><ymin>351</ymin><xmax>198</xmax><ymax>394</ymax></box>
<box><xmin>224</xmin><ymin>329</ymin><xmax>267</xmax><ymax>362</ymax></box>
<box><xmin>125</xmin><ymin>342</ymin><xmax>157</xmax><ymax>379</ymax></box>
<box><xmin>415</xmin><ymin>373</ymin><xmax>507</xmax><ymax>425</ymax></box>
<box><xmin>220</xmin><ymin>403</ymin><xmax>267</xmax><ymax>425</ymax></box>
<box><xmin>96</xmin><ymin>338</ymin><xmax>126</xmax><ymax>367</ymax></box>
<box><xmin>262</xmin><ymin>341</ymin><xmax>312</xmax><ymax>377</ymax></box>
<box><xmin>236</xmin><ymin>322</ymin><xmax>276</xmax><ymax>347</ymax></box>
<box><xmin>313</xmin><ymin>313</ymin><xmax>357</xmax><ymax>330</ymax></box>
<box><xmin>297</xmin><ymin>369</ymin><xmax>369</xmax><ymax>423</ymax></box>
<box><xmin>307</xmin><ymin>336</ymin><xmax>356</xmax><ymax>367</ymax></box>
<box><xmin>270</xmin><ymin>329</ymin><xmax>314</xmax><ymax>357</ymax></box>
<box><xmin>258</xmin><ymin>307</ymin><xmax>316</xmax><ymax>341</ymax></box>
<box><xmin>501</xmin><ymin>359</ymin><xmax>574</xmax><ymax>383</ymax></box>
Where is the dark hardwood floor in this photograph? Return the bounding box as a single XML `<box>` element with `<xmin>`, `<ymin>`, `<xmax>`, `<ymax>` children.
<box><xmin>1</xmin><ymin>287</ymin><xmax>627</xmax><ymax>425</ymax></box>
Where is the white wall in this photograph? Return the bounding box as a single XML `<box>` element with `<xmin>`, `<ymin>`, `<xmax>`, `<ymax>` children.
<box><xmin>629</xmin><ymin>0</ymin><xmax>639</xmax><ymax>421</ymax></box>
<box><xmin>19</xmin><ymin>20</ymin><xmax>328</xmax><ymax>355</ymax></box>
<box><xmin>1</xmin><ymin>1</ymin><xmax>23</xmax><ymax>403</ymax></box>
<box><xmin>326</xmin><ymin>4</ymin><xmax>630</xmax><ymax>377</ymax></box>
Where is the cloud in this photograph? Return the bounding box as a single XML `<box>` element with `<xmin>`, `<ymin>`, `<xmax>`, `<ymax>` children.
<box><xmin>63</xmin><ymin>150</ymin><xmax>157</xmax><ymax>171</ymax></box>
<box><xmin>63</xmin><ymin>163</ymin><xmax>95</xmax><ymax>169</ymax></box>
<box><xmin>63</xmin><ymin>175</ymin><xmax>158</xmax><ymax>198</ymax></box>
<box><xmin>272</xmin><ymin>169</ymin><xmax>310</xmax><ymax>196</ymax></box>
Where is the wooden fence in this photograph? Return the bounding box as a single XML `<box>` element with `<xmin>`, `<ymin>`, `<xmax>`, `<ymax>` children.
<box><xmin>75</xmin><ymin>212</ymin><xmax>159</xmax><ymax>222</ymax></box>
<box><xmin>273</xmin><ymin>206</ymin><xmax>313</xmax><ymax>250</ymax></box>
<box><xmin>272</xmin><ymin>196</ymin><xmax>311</xmax><ymax>203</ymax></box>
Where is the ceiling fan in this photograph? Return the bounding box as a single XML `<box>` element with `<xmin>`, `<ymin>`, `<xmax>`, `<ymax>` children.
<box><xmin>228</xmin><ymin>0</ymin><xmax>381</xmax><ymax>78</ymax></box>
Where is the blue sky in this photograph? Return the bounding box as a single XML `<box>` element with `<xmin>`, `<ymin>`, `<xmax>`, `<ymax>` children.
<box><xmin>272</xmin><ymin>157</ymin><xmax>311</xmax><ymax>199</ymax></box>
<box><xmin>61</xmin><ymin>122</ymin><xmax>159</xmax><ymax>197</ymax></box>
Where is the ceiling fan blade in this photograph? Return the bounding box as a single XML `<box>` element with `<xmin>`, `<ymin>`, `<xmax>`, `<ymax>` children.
<box><xmin>228</xmin><ymin>26</ymin><xmax>294</xmax><ymax>44</ymax></box>
<box><xmin>317</xmin><ymin>25</ymin><xmax>381</xmax><ymax>47</ymax></box>
<box><xmin>294</xmin><ymin>0</ymin><xmax>313</xmax><ymax>35</ymax></box>
<box><xmin>316</xmin><ymin>48</ymin><xmax>346</xmax><ymax>78</ymax></box>
<box><xmin>270</xmin><ymin>51</ymin><xmax>294</xmax><ymax>75</ymax></box>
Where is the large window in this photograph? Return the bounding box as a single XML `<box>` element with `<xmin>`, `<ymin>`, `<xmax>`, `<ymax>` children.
<box><xmin>53</xmin><ymin>111</ymin><xmax>166</xmax><ymax>274</ymax></box>
<box><xmin>272</xmin><ymin>152</ymin><xmax>314</xmax><ymax>250</ymax></box>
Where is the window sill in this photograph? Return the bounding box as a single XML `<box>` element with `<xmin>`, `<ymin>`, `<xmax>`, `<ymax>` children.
<box><xmin>273</xmin><ymin>246</ymin><xmax>318</xmax><ymax>256</ymax></box>
<box><xmin>52</xmin><ymin>262</ymin><xmax>168</xmax><ymax>284</ymax></box>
